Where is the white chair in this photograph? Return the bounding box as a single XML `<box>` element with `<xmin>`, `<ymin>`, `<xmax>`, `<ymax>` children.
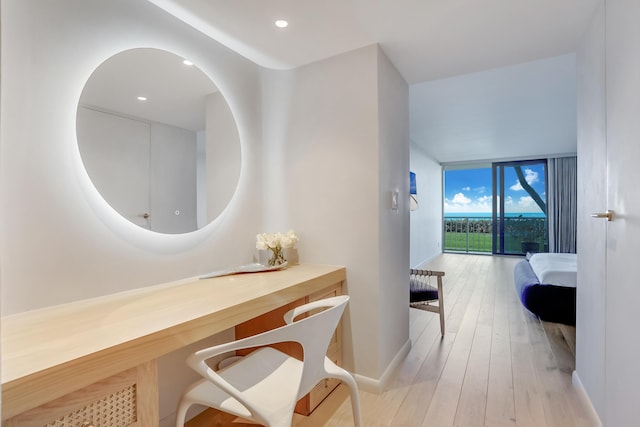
<box><xmin>175</xmin><ymin>294</ymin><xmax>361</xmax><ymax>427</ymax></box>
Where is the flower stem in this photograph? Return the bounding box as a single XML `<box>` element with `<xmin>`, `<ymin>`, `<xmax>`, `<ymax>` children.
<box><xmin>268</xmin><ymin>246</ymin><xmax>286</xmax><ymax>266</ymax></box>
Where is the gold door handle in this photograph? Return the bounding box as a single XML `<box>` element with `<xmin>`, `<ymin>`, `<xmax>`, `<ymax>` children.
<box><xmin>591</xmin><ymin>210</ymin><xmax>614</xmax><ymax>221</ymax></box>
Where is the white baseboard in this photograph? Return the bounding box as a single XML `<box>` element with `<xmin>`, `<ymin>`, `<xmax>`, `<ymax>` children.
<box><xmin>572</xmin><ymin>370</ymin><xmax>603</xmax><ymax>426</ymax></box>
<box><xmin>354</xmin><ymin>339</ymin><xmax>411</xmax><ymax>393</ymax></box>
<box><xmin>413</xmin><ymin>251</ymin><xmax>442</xmax><ymax>269</ymax></box>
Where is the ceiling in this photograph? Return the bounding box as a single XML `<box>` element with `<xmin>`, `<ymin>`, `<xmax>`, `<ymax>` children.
<box><xmin>146</xmin><ymin>0</ymin><xmax>600</xmax><ymax>162</ymax></box>
<box><xmin>79</xmin><ymin>48</ymin><xmax>217</xmax><ymax>132</ymax></box>
<box><xmin>410</xmin><ymin>53</ymin><xmax>578</xmax><ymax>164</ymax></box>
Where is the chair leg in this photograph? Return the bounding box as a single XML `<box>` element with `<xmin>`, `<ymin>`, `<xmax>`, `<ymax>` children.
<box><xmin>344</xmin><ymin>374</ymin><xmax>362</xmax><ymax>427</ymax></box>
<box><xmin>175</xmin><ymin>400</ymin><xmax>190</xmax><ymax>427</ymax></box>
<box><xmin>437</xmin><ymin>275</ymin><xmax>445</xmax><ymax>337</ymax></box>
<box><xmin>329</xmin><ymin>369</ymin><xmax>361</xmax><ymax>426</ymax></box>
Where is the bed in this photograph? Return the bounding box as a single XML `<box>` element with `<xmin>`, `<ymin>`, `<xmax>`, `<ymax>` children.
<box><xmin>514</xmin><ymin>253</ymin><xmax>577</xmax><ymax>325</ymax></box>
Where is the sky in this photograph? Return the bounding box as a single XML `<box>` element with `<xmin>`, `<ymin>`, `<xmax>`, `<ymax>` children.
<box><xmin>444</xmin><ymin>164</ymin><xmax>547</xmax><ymax>215</ymax></box>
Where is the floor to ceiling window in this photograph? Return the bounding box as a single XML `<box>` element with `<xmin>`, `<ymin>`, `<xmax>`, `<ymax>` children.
<box><xmin>492</xmin><ymin>159</ymin><xmax>548</xmax><ymax>255</ymax></box>
<box><xmin>443</xmin><ymin>165</ymin><xmax>493</xmax><ymax>253</ymax></box>
<box><xmin>443</xmin><ymin>160</ymin><xmax>548</xmax><ymax>255</ymax></box>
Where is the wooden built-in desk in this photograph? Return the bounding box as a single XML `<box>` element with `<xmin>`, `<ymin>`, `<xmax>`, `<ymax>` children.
<box><xmin>1</xmin><ymin>264</ymin><xmax>346</xmax><ymax>426</ymax></box>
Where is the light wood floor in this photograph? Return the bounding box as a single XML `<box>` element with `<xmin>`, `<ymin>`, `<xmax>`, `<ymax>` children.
<box><xmin>187</xmin><ymin>254</ymin><xmax>598</xmax><ymax>427</ymax></box>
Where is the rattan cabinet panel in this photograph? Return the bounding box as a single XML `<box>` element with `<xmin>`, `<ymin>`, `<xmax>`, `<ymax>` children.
<box><xmin>5</xmin><ymin>362</ymin><xmax>157</xmax><ymax>427</ymax></box>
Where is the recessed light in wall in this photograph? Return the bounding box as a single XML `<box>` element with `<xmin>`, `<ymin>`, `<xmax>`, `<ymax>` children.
<box><xmin>275</xmin><ymin>19</ymin><xmax>289</xmax><ymax>29</ymax></box>
<box><xmin>137</xmin><ymin>96</ymin><xmax>148</xmax><ymax>101</ymax></box>
<box><xmin>183</xmin><ymin>59</ymin><xmax>193</xmax><ymax>66</ymax></box>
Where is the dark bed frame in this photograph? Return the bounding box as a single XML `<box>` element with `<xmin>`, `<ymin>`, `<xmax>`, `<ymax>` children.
<box><xmin>514</xmin><ymin>259</ymin><xmax>576</xmax><ymax>326</ymax></box>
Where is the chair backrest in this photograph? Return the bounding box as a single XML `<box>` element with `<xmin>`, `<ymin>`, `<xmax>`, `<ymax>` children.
<box><xmin>186</xmin><ymin>294</ymin><xmax>349</xmax><ymax>417</ymax></box>
<box><xmin>281</xmin><ymin>294</ymin><xmax>349</xmax><ymax>398</ymax></box>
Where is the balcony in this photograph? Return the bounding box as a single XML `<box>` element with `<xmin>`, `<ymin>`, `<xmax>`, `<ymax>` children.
<box><xmin>444</xmin><ymin>216</ymin><xmax>548</xmax><ymax>255</ymax></box>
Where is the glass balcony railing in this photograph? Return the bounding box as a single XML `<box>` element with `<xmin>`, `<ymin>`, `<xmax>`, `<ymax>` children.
<box><xmin>444</xmin><ymin>217</ymin><xmax>493</xmax><ymax>253</ymax></box>
<box><xmin>444</xmin><ymin>216</ymin><xmax>548</xmax><ymax>254</ymax></box>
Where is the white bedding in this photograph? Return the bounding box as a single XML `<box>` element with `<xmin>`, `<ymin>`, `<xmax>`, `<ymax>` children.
<box><xmin>528</xmin><ymin>253</ymin><xmax>577</xmax><ymax>288</ymax></box>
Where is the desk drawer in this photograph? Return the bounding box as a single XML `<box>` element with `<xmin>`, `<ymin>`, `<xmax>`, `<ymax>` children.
<box><xmin>308</xmin><ymin>351</ymin><xmax>343</xmax><ymax>410</ymax></box>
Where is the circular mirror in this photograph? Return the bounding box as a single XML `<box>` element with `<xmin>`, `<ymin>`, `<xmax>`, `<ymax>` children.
<box><xmin>77</xmin><ymin>48</ymin><xmax>241</xmax><ymax>234</ymax></box>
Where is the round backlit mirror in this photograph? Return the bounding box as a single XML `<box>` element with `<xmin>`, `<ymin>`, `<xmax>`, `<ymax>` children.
<box><xmin>77</xmin><ymin>48</ymin><xmax>241</xmax><ymax>234</ymax></box>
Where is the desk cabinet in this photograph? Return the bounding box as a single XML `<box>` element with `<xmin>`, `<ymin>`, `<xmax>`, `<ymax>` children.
<box><xmin>235</xmin><ymin>282</ymin><xmax>343</xmax><ymax>415</ymax></box>
<box><xmin>4</xmin><ymin>361</ymin><xmax>158</xmax><ymax>427</ymax></box>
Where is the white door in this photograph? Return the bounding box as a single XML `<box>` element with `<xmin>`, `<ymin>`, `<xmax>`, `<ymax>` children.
<box><xmin>576</xmin><ymin>0</ymin><xmax>606</xmax><ymax>417</ymax></box>
<box><xmin>603</xmin><ymin>0</ymin><xmax>640</xmax><ymax>424</ymax></box>
<box><xmin>77</xmin><ymin>107</ymin><xmax>151</xmax><ymax>229</ymax></box>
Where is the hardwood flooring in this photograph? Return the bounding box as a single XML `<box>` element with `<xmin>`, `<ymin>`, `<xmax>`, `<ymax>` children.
<box><xmin>185</xmin><ymin>254</ymin><xmax>598</xmax><ymax>427</ymax></box>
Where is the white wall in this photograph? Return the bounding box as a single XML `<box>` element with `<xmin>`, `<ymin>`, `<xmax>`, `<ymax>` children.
<box><xmin>260</xmin><ymin>44</ymin><xmax>410</xmax><ymax>384</ymax></box>
<box><xmin>205</xmin><ymin>91</ymin><xmax>241</xmax><ymax>222</ymax></box>
<box><xmin>410</xmin><ymin>141</ymin><xmax>443</xmax><ymax>267</ymax></box>
<box><xmin>1</xmin><ymin>0</ymin><xmax>411</xmax><ymax>422</ymax></box>
<box><xmin>1</xmin><ymin>1</ymin><xmax>263</xmax><ymax>425</ymax></box>
<box><xmin>576</xmin><ymin>0</ymin><xmax>606</xmax><ymax>419</ymax></box>
<box><xmin>376</xmin><ymin>47</ymin><xmax>411</xmax><ymax>381</ymax></box>
<box><xmin>0</xmin><ymin>0</ymin><xmax>263</xmax><ymax>313</ymax></box>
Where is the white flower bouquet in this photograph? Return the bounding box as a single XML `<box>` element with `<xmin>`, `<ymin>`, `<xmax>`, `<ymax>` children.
<box><xmin>256</xmin><ymin>230</ymin><xmax>298</xmax><ymax>266</ymax></box>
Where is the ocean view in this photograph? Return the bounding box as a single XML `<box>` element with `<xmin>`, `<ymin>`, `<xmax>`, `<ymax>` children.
<box><xmin>443</xmin><ymin>165</ymin><xmax>548</xmax><ymax>254</ymax></box>
<box><xmin>444</xmin><ymin>212</ymin><xmax>546</xmax><ymax>218</ymax></box>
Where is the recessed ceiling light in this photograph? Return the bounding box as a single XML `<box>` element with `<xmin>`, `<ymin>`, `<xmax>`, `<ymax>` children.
<box><xmin>137</xmin><ymin>96</ymin><xmax>147</xmax><ymax>101</ymax></box>
<box><xmin>183</xmin><ymin>59</ymin><xmax>193</xmax><ymax>66</ymax></box>
<box><xmin>275</xmin><ymin>19</ymin><xmax>289</xmax><ymax>29</ymax></box>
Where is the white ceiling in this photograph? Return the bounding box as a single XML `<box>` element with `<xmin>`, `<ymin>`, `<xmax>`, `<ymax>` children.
<box><xmin>411</xmin><ymin>54</ymin><xmax>578</xmax><ymax>164</ymax></box>
<box><xmin>79</xmin><ymin>48</ymin><xmax>217</xmax><ymax>132</ymax></box>
<box><xmin>146</xmin><ymin>0</ymin><xmax>600</xmax><ymax>162</ymax></box>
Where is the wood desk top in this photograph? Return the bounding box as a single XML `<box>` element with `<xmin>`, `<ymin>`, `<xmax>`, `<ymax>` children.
<box><xmin>1</xmin><ymin>263</ymin><xmax>346</xmax><ymax>420</ymax></box>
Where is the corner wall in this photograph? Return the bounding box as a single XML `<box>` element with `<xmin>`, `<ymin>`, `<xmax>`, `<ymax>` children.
<box><xmin>260</xmin><ymin>44</ymin><xmax>411</xmax><ymax>384</ymax></box>
<box><xmin>377</xmin><ymin>46</ymin><xmax>411</xmax><ymax>381</ymax></box>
